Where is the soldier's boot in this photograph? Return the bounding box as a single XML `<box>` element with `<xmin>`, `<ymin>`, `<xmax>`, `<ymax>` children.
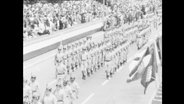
<box><xmin>117</xmin><ymin>64</ymin><xmax>119</xmax><ymax>69</ymax></box>
<box><xmin>101</xmin><ymin>63</ymin><xmax>103</xmax><ymax>67</ymax></box>
<box><xmin>76</xmin><ymin>64</ymin><xmax>78</xmax><ymax>70</ymax></box>
<box><xmin>94</xmin><ymin>66</ymin><xmax>97</xmax><ymax>72</ymax></box>
<box><xmin>82</xmin><ymin>71</ymin><xmax>86</xmax><ymax>80</ymax></box>
<box><xmin>120</xmin><ymin>62</ymin><xmax>123</xmax><ymax>66</ymax></box>
<box><xmin>98</xmin><ymin>64</ymin><xmax>101</xmax><ymax>70</ymax></box>
<box><xmin>110</xmin><ymin>71</ymin><xmax>113</xmax><ymax>77</ymax></box>
<box><xmin>124</xmin><ymin>58</ymin><xmax>127</xmax><ymax>64</ymax></box>
<box><xmin>90</xmin><ymin>68</ymin><xmax>93</xmax><ymax>75</ymax></box>
<box><xmin>87</xmin><ymin>69</ymin><xmax>90</xmax><ymax>77</ymax></box>
<box><xmin>106</xmin><ymin>74</ymin><xmax>109</xmax><ymax>79</ymax></box>
<box><xmin>91</xmin><ymin>70</ymin><xmax>93</xmax><ymax>75</ymax></box>
<box><xmin>114</xmin><ymin>67</ymin><xmax>117</xmax><ymax>72</ymax></box>
<box><xmin>90</xmin><ymin>68</ymin><xmax>92</xmax><ymax>74</ymax></box>
<box><xmin>123</xmin><ymin>60</ymin><xmax>125</xmax><ymax>64</ymax></box>
<box><xmin>72</xmin><ymin>67</ymin><xmax>74</xmax><ymax>72</ymax></box>
<box><xmin>105</xmin><ymin>71</ymin><xmax>109</xmax><ymax>79</ymax></box>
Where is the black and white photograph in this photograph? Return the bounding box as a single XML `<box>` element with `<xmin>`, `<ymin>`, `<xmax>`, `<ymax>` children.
<box><xmin>23</xmin><ymin>0</ymin><xmax>162</xmax><ymax>104</ymax></box>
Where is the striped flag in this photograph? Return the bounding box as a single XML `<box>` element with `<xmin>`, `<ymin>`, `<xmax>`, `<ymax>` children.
<box><xmin>127</xmin><ymin>47</ymin><xmax>150</xmax><ymax>83</ymax></box>
<box><xmin>141</xmin><ymin>43</ymin><xmax>158</xmax><ymax>94</ymax></box>
<box><xmin>127</xmin><ymin>42</ymin><xmax>158</xmax><ymax>94</ymax></box>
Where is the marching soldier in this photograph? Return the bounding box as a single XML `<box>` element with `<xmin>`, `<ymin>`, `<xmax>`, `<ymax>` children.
<box><xmin>96</xmin><ymin>51</ymin><xmax>99</xmax><ymax>70</ymax></box>
<box><xmin>119</xmin><ymin>48</ymin><xmax>124</xmax><ymax>66</ymax></box>
<box><xmin>55</xmin><ymin>44</ymin><xmax>64</xmax><ymax>66</ymax></box>
<box><xmin>74</xmin><ymin>51</ymin><xmax>79</xmax><ymax>71</ymax></box>
<box><xmin>86</xmin><ymin>55</ymin><xmax>91</xmax><ymax>77</ymax></box>
<box><xmin>71</xmin><ymin>52</ymin><xmax>75</xmax><ymax>72</ymax></box>
<box><xmin>89</xmin><ymin>53</ymin><xmax>93</xmax><ymax>75</ymax></box>
<box><xmin>104</xmin><ymin>48</ymin><xmax>111</xmax><ymax>79</ymax></box>
<box><xmin>110</xmin><ymin>54</ymin><xmax>115</xmax><ymax>76</ymax></box>
<box><xmin>81</xmin><ymin>59</ymin><xmax>87</xmax><ymax>80</ymax></box>
<box><xmin>117</xmin><ymin>51</ymin><xmax>121</xmax><ymax>69</ymax></box>
<box><xmin>124</xmin><ymin>47</ymin><xmax>128</xmax><ymax>64</ymax></box>
<box><xmin>70</xmin><ymin>77</ymin><xmax>79</xmax><ymax>100</ymax></box>
<box><xmin>63</xmin><ymin>81</ymin><xmax>74</xmax><ymax>104</ymax></box>
<box><xmin>42</xmin><ymin>85</ymin><xmax>57</xmax><ymax>104</ymax></box>
<box><xmin>56</xmin><ymin>62</ymin><xmax>67</xmax><ymax>82</ymax></box>
<box><xmin>70</xmin><ymin>52</ymin><xmax>75</xmax><ymax>72</ymax></box>
<box><xmin>32</xmin><ymin>92</ymin><xmax>42</xmax><ymax>104</ymax></box>
<box><xmin>53</xmin><ymin>82</ymin><xmax>65</xmax><ymax>104</ymax></box>
<box><xmin>114</xmin><ymin>53</ymin><xmax>118</xmax><ymax>72</ymax></box>
<box><xmin>66</xmin><ymin>54</ymin><xmax>73</xmax><ymax>82</ymax></box>
<box><xmin>101</xmin><ymin>49</ymin><xmax>105</xmax><ymax>68</ymax></box>
<box><xmin>77</xmin><ymin>49</ymin><xmax>82</xmax><ymax>70</ymax></box>
<box><xmin>66</xmin><ymin>54</ymin><xmax>71</xmax><ymax>74</ymax></box>
<box><xmin>30</xmin><ymin>75</ymin><xmax>40</xmax><ymax>100</ymax></box>
<box><xmin>121</xmin><ymin>48</ymin><xmax>126</xmax><ymax>64</ymax></box>
<box><xmin>91</xmin><ymin>53</ymin><xmax>95</xmax><ymax>73</ymax></box>
<box><xmin>81</xmin><ymin>51</ymin><xmax>87</xmax><ymax>80</ymax></box>
<box><xmin>97</xmin><ymin>51</ymin><xmax>101</xmax><ymax>70</ymax></box>
<box><xmin>93</xmin><ymin>52</ymin><xmax>97</xmax><ymax>72</ymax></box>
<box><xmin>23</xmin><ymin>78</ymin><xmax>32</xmax><ymax>104</ymax></box>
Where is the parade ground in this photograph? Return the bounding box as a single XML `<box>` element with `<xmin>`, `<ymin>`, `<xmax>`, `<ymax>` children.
<box><xmin>23</xmin><ymin>19</ymin><xmax>162</xmax><ymax>104</ymax></box>
<box><xmin>23</xmin><ymin>1</ymin><xmax>162</xmax><ymax>104</ymax></box>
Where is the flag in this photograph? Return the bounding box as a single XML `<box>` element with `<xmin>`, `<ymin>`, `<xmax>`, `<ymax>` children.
<box><xmin>140</xmin><ymin>43</ymin><xmax>158</xmax><ymax>94</ymax></box>
<box><xmin>127</xmin><ymin>47</ymin><xmax>150</xmax><ymax>83</ymax></box>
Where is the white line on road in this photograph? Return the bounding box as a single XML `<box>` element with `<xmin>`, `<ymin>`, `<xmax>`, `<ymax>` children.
<box><xmin>81</xmin><ymin>93</ymin><xmax>95</xmax><ymax>104</ymax></box>
<box><xmin>102</xmin><ymin>80</ymin><xmax>109</xmax><ymax>86</ymax></box>
<box><xmin>152</xmin><ymin>99</ymin><xmax>162</xmax><ymax>102</ymax></box>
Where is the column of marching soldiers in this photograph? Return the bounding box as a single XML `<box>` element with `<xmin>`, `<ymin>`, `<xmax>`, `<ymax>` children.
<box><xmin>54</xmin><ymin>31</ymin><xmax>130</xmax><ymax>104</ymax></box>
<box><xmin>23</xmin><ymin>10</ymin><xmax>162</xmax><ymax>104</ymax></box>
<box><xmin>23</xmin><ymin>28</ymin><xmax>131</xmax><ymax>104</ymax></box>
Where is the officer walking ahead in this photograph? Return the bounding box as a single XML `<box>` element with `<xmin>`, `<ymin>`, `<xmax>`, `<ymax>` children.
<box><xmin>30</xmin><ymin>75</ymin><xmax>40</xmax><ymax>100</ymax></box>
<box><xmin>53</xmin><ymin>81</ymin><xmax>65</xmax><ymax>104</ymax></box>
<box><xmin>104</xmin><ymin>48</ymin><xmax>112</xmax><ymax>79</ymax></box>
<box><xmin>70</xmin><ymin>77</ymin><xmax>79</xmax><ymax>100</ymax></box>
<box><xmin>23</xmin><ymin>78</ymin><xmax>32</xmax><ymax>104</ymax></box>
<box><xmin>81</xmin><ymin>51</ymin><xmax>87</xmax><ymax>80</ymax></box>
<box><xmin>42</xmin><ymin>85</ymin><xmax>57</xmax><ymax>104</ymax></box>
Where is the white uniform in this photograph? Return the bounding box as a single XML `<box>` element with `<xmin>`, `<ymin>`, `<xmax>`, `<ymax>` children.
<box><xmin>42</xmin><ymin>93</ymin><xmax>57</xmax><ymax>104</ymax></box>
<box><xmin>23</xmin><ymin>84</ymin><xmax>32</xmax><ymax>103</ymax></box>
<box><xmin>30</xmin><ymin>80</ymin><xmax>40</xmax><ymax>97</ymax></box>
<box><xmin>53</xmin><ymin>88</ymin><xmax>65</xmax><ymax>104</ymax></box>
<box><xmin>64</xmin><ymin>85</ymin><xmax>73</xmax><ymax>104</ymax></box>
<box><xmin>56</xmin><ymin>63</ymin><xmax>67</xmax><ymax>81</ymax></box>
<box><xmin>104</xmin><ymin>51</ymin><xmax>111</xmax><ymax>78</ymax></box>
<box><xmin>70</xmin><ymin>81</ymin><xmax>79</xmax><ymax>100</ymax></box>
<box><xmin>81</xmin><ymin>53</ymin><xmax>87</xmax><ymax>79</ymax></box>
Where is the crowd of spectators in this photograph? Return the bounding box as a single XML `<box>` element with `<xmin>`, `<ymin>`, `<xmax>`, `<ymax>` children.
<box><xmin>23</xmin><ymin>0</ymin><xmax>161</xmax><ymax>41</ymax></box>
<box><xmin>23</xmin><ymin>0</ymin><xmax>111</xmax><ymax>40</ymax></box>
<box><xmin>103</xmin><ymin>0</ymin><xmax>162</xmax><ymax>31</ymax></box>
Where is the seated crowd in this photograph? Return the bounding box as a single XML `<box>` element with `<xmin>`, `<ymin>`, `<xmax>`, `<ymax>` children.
<box><xmin>23</xmin><ymin>0</ymin><xmax>111</xmax><ymax>40</ymax></box>
<box><xmin>23</xmin><ymin>0</ymin><xmax>161</xmax><ymax>40</ymax></box>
